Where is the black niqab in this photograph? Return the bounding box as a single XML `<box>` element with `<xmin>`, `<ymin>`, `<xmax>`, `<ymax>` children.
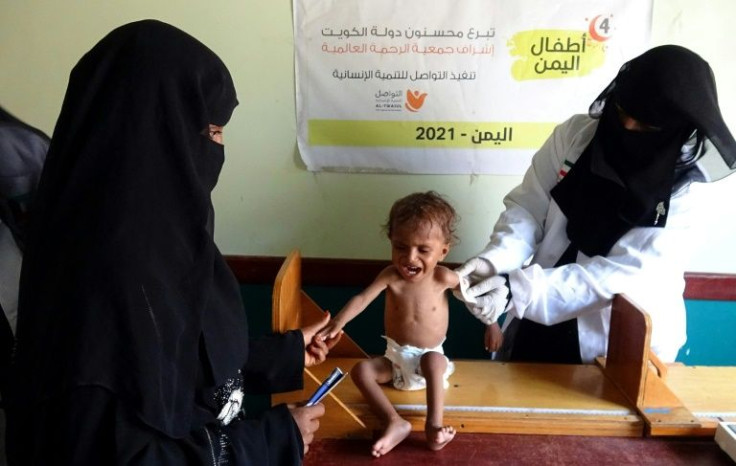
<box><xmin>551</xmin><ymin>45</ymin><xmax>736</xmax><ymax>257</ymax></box>
<box><xmin>11</xmin><ymin>20</ymin><xmax>244</xmax><ymax>438</ymax></box>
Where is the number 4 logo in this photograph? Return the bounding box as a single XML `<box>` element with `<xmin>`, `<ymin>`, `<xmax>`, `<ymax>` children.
<box><xmin>588</xmin><ymin>14</ymin><xmax>613</xmax><ymax>42</ymax></box>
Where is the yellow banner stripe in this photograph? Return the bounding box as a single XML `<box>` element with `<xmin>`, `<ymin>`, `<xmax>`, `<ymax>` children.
<box><xmin>308</xmin><ymin>120</ymin><xmax>556</xmax><ymax>149</ymax></box>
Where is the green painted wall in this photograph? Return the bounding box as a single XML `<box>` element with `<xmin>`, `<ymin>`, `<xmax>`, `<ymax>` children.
<box><xmin>242</xmin><ymin>285</ymin><xmax>736</xmax><ymax>365</ymax></box>
<box><xmin>677</xmin><ymin>300</ymin><xmax>736</xmax><ymax>366</ymax></box>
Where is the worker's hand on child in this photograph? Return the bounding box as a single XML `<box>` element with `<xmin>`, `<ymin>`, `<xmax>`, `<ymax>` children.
<box><xmin>301</xmin><ymin>312</ymin><xmax>342</xmax><ymax>367</ymax></box>
<box><xmin>454</xmin><ymin>258</ymin><xmax>508</xmax><ymax>325</ymax></box>
<box><xmin>288</xmin><ymin>402</ymin><xmax>325</xmax><ymax>455</ymax></box>
<box><xmin>457</xmin><ymin>275</ymin><xmax>510</xmax><ymax>325</ymax></box>
<box><xmin>455</xmin><ymin>256</ymin><xmax>496</xmax><ymax>282</ymax></box>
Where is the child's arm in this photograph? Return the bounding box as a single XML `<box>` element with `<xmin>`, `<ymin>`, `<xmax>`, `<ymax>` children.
<box><xmin>316</xmin><ymin>266</ymin><xmax>394</xmax><ymax>340</ymax></box>
<box><xmin>485</xmin><ymin>322</ymin><xmax>504</xmax><ymax>352</ymax></box>
<box><xmin>436</xmin><ymin>265</ymin><xmax>461</xmax><ymax>290</ymax></box>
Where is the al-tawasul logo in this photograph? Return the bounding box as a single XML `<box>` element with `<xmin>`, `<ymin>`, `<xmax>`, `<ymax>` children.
<box><xmin>405</xmin><ymin>90</ymin><xmax>428</xmax><ymax>112</ymax></box>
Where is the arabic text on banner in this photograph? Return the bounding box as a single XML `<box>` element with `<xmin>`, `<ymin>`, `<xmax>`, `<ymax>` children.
<box><xmin>294</xmin><ymin>0</ymin><xmax>652</xmax><ymax>174</ymax></box>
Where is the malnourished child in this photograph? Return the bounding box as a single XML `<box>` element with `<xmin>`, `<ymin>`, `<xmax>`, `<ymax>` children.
<box><xmin>318</xmin><ymin>191</ymin><xmax>477</xmax><ymax>456</ymax></box>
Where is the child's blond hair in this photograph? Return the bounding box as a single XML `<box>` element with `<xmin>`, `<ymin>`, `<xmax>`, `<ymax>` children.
<box><xmin>384</xmin><ymin>191</ymin><xmax>459</xmax><ymax>245</ymax></box>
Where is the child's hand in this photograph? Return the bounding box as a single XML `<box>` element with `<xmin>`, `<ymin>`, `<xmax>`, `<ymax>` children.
<box><xmin>315</xmin><ymin>319</ymin><xmax>344</xmax><ymax>342</ymax></box>
<box><xmin>305</xmin><ymin>333</ymin><xmax>341</xmax><ymax>367</ymax></box>
<box><xmin>301</xmin><ymin>312</ymin><xmax>342</xmax><ymax>367</ymax></box>
<box><xmin>484</xmin><ymin>322</ymin><xmax>504</xmax><ymax>352</ymax></box>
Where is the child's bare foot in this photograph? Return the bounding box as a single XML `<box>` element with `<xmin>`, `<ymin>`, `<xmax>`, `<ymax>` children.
<box><xmin>425</xmin><ymin>424</ymin><xmax>456</xmax><ymax>451</ymax></box>
<box><xmin>371</xmin><ymin>418</ymin><xmax>412</xmax><ymax>457</ymax></box>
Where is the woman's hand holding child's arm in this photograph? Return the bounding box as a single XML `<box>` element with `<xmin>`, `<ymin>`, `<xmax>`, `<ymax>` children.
<box><xmin>301</xmin><ymin>312</ymin><xmax>342</xmax><ymax>367</ymax></box>
<box><xmin>315</xmin><ymin>318</ymin><xmax>345</xmax><ymax>342</ymax></box>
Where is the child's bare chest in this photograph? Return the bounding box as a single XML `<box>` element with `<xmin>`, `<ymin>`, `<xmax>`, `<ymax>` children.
<box><xmin>385</xmin><ymin>280</ymin><xmax>449</xmax><ymax>324</ymax></box>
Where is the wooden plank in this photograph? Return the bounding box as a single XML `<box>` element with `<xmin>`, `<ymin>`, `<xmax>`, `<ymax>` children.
<box><xmin>272</xmin><ymin>249</ymin><xmax>302</xmax><ymax>333</ymax></box>
<box><xmin>272</xmin><ymin>367</ymin><xmax>370</xmax><ymax>440</ymax></box>
<box><xmin>601</xmin><ymin>294</ymin><xmax>651</xmax><ymax>408</ymax></box>
<box><xmin>599</xmin><ymin>295</ymin><xmax>700</xmax><ymax>436</ymax></box>
<box><xmin>640</xmin><ymin>368</ymin><xmax>701</xmax><ymax>436</ymax></box>
<box><xmin>270</xmin><ymin>248</ymin><xmax>369</xmax><ymax>439</ymax></box>
<box><xmin>303</xmin><ymin>358</ymin><xmax>642</xmax><ymax>438</ymax></box>
<box><xmin>301</xmin><ymin>291</ymin><xmax>368</xmax><ymax>358</ymax></box>
<box><xmin>667</xmin><ymin>366</ymin><xmax>736</xmax><ymax>435</ymax></box>
<box><xmin>271</xmin><ymin>249</ymin><xmax>366</xmax><ymax>358</ymax></box>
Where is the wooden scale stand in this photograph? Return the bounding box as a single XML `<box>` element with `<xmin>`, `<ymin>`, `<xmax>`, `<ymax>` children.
<box><xmin>271</xmin><ymin>250</ymin><xmax>736</xmax><ymax>439</ymax></box>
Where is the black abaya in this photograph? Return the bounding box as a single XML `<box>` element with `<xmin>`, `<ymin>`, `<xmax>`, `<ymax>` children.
<box><xmin>7</xmin><ymin>20</ymin><xmax>305</xmax><ymax>465</ymax></box>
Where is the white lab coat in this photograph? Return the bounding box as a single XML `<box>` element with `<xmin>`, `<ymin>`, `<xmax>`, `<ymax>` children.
<box><xmin>478</xmin><ymin>114</ymin><xmax>702</xmax><ymax>363</ymax></box>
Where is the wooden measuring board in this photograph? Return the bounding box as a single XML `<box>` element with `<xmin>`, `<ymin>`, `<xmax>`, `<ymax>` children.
<box><xmin>272</xmin><ymin>249</ymin><xmax>368</xmax><ymax>360</ymax></box>
<box><xmin>283</xmin><ymin>358</ymin><xmax>642</xmax><ymax>438</ymax></box>
<box><xmin>667</xmin><ymin>365</ymin><xmax>736</xmax><ymax>434</ymax></box>
<box><xmin>272</xmin><ymin>249</ymin><xmax>371</xmax><ymax>439</ymax></box>
<box><xmin>270</xmin><ymin>249</ymin><xmax>730</xmax><ymax>439</ymax></box>
<box><xmin>597</xmin><ymin>296</ymin><xmax>701</xmax><ymax>436</ymax></box>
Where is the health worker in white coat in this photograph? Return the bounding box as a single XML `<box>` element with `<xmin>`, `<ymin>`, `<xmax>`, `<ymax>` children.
<box><xmin>455</xmin><ymin>45</ymin><xmax>736</xmax><ymax>364</ymax></box>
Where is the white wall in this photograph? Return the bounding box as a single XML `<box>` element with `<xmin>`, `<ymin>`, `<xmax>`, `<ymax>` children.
<box><xmin>1</xmin><ymin>0</ymin><xmax>735</xmax><ymax>271</ymax></box>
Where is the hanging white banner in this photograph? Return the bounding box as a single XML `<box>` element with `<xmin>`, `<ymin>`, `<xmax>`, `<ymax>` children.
<box><xmin>294</xmin><ymin>0</ymin><xmax>652</xmax><ymax>174</ymax></box>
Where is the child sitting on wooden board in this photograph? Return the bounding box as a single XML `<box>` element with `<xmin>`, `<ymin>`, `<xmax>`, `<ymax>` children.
<box><xmin>317</xmin><ymin>191</ymin><xmax>502</xmax><ymax>456</ymax></box>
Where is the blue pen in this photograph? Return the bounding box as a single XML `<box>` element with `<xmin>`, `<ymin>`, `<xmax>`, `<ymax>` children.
<box><xmin>306</xmin><ymin>367</ymin><xmax>343</xmax><ymax>406</ymax></box>
<box><xmin>306</xmin><ymin>367</ymin><xmax>345</xmax><ymax>406</ymax></box>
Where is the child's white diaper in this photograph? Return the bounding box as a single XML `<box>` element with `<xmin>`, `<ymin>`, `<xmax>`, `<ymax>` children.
<box><xmin>383</xmin><ymin>336</ymin><xmax>455</xmax><ymax>391</ymax></box>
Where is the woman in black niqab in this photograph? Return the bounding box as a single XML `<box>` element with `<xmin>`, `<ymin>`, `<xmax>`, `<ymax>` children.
<box><xmin>7</xmin><ymin>20</ymin><xmax>325</xmax><ymax>465</ymax></box>
<box><xmin>482</xmin><ymin>45</ymin><xmax>736</xmax><ymax>365</ymax></box>
<box><xmin>552</xmin><ymin>45</ymin><xmax>736</xmax><ymax>258</ymax></box>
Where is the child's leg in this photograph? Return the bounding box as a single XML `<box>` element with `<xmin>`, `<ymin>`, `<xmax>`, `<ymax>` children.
<box><xmin>420</xmin><ymin>351</ymin><xmax>456</xmax><ymax>451</ymax></box>
<box><xmin>351</xmin><ymin>357</ymin><xmax>411</xmax><ymax>457</ymax></box>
